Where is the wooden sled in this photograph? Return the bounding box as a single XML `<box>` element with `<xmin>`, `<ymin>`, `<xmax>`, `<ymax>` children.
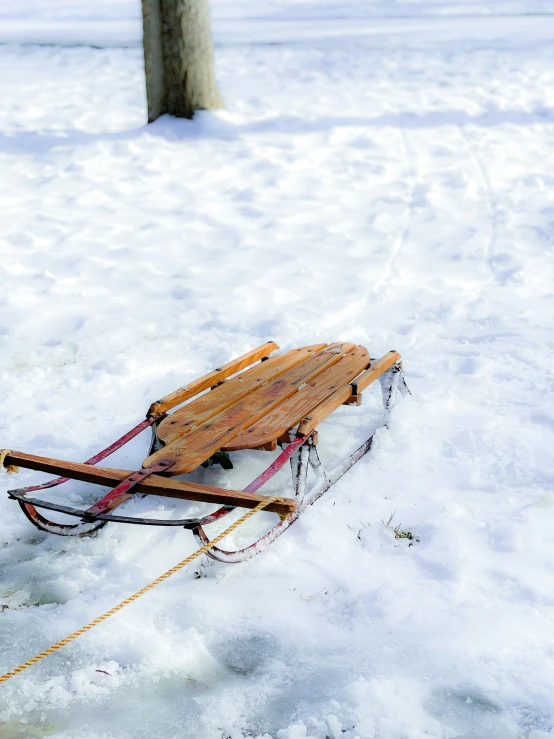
<box><xmin>4</xmin><ymin>342</ymin><xmax>409</xmax><ymax>563</ymax></box>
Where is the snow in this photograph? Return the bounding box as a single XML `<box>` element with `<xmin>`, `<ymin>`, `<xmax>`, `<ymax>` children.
<box><xmin>1</xmin><ymin>0</ymin><xmax>553</xmax><ymax>47</ymax></box>
<box><xmin>1</xmin><ymin>1</ymin><xmax>554</xmax><ymax>737</ymax></box>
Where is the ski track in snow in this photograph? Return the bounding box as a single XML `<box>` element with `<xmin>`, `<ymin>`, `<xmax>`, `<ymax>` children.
<box><xmin>1</xmin><ymin>4</ymin><xmax>554</xmax><ymax>739</ymax></box>
<box><xmin>370</xmin><ymin>121</ymin><xmax>415</xmax><ymax>296</ymax></box>
<box><xmin>458</xmin><ymin>124</ymin><xmax>498</xmax><ymax>275</ymax></box>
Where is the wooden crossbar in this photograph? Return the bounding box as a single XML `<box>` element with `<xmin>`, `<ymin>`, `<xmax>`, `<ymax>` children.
<box><xmin>5</xmin><ymin>452</ymin><xmax>296</xmax><ymax>515</ymax></box>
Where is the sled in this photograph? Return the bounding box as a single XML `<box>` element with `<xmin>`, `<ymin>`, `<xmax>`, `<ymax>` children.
<box><xmin>4</xmin><ymin>342</ymin><xmax>409</xmax><ymax>563</ymax></box>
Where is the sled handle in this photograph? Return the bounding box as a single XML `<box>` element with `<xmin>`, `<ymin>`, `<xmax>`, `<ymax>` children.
<box><xmin>147</xmin><ymin>342</ymin><xmax>279</xmax><ymax>418</ymax></box>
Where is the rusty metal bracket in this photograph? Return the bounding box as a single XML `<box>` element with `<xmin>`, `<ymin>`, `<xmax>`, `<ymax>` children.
<box><xmin>84</xmin><ymin>459</ymin><xmax>175</xmax><ymax>518</ymax></box>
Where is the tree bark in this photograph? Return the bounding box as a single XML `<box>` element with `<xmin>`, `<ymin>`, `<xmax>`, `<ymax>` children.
<box><xmin>142</xmin><ymin>0</ymin><xmax>223</xmax><ymax>122</ymax></box>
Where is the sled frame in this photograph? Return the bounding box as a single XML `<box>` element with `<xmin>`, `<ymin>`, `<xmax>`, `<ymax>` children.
<box><xmin>5</xmin><ymin>344</ymin><xmax>409</xmax><ymax>562</ymax></box>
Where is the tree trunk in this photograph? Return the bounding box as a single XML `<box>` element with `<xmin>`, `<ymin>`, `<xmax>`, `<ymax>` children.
<box><xmin>142</xmin><ymin>0</ymin><xmax>223</xmax><ymax>122</ymax></box>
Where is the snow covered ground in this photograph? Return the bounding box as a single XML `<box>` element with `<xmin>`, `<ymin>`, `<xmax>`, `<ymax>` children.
<box><xmin>0</xmin><ymin>0</ymin><xmax>553</xmax><ymax>46</ymax></box>
<box><xmin>1</xmin><ymin>1</ymin><xmax>554</xmax><ymax>737</ymax></box>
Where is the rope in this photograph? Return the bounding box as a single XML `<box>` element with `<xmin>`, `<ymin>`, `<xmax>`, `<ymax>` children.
<box><xmin>0</xmin><ymin>449</ymin><xmax>18</xmax><ymax>474</ymax></box>
<box><xmin>0</xmin><ymin>495</ymin><xmax>285</xmax><ymax>684</ymax></box>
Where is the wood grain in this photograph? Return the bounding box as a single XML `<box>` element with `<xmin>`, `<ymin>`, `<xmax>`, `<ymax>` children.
<box><xmin>295</xmin><ymin>386</ymin><xmax>354</xmax><ymax>436</ymax></box>
<box><xmin>296</xmin><ymin>350</ymin><xmax>401</xmax><ymax>436</ymax></box>
<box><xmin>147</xmin><ymin>341</ymin><xmax>279</xmax><ymax>418</ymax></box>
<box><xmin>144</xmin><ymin>343</ymin><xmax>356</xmax><ymax>474</ymax></box>
<box><xmin>156</xmin><ymin>344</ymin><xmax>327</xmax><ymax>445</ymax></box>
<box><xmin>223</xmin><ymin>345</ymin><xmax>370</xmax><ymax>450</ymax></box>
<box><xmin>351</xmin><ymin>350</ymin><xmax>401</xmax><ymax>393</ymax></box>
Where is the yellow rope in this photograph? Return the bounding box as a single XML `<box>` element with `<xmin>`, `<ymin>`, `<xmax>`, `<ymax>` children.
<box><xmin>0</xmin><ymin>449</ymin><xmax>18</xmax><ymax>474</ymax></box>
<box><xmin>0</xmin><ymin>495</ymin><xmax>285</xmax><ymax>684</ymax></box>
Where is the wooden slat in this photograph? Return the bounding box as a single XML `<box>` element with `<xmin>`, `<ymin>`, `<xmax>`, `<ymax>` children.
<box><xmin>351</xmin><ymin>350</ymin><xmax>401</xmax><ymax>393</ymax></box>
<box><xmin>157</xmin><ymin>343</ymin><xmax>327</xmax><ymax>445</ymax></box>
<box><xmin>5</xmin><ymin>451</ymin><xmax>296</xmax><ymax>515</ymax></box>
<box><xmin>223</xmin><ymin>345</ymin><xmax>370</xmax><ymax>450</ymax></box>
<box><xmin>295</xmin><ymin>386</ymin><xmax>353</xmax><ymax>437</ymax></box>
<box><xmin>296</xmin><ymin>350</ymin><xmax>401</xmax><ymax>436</ymax></box>
<box><xmin>143</xmin><ymin>342</ymin><xmax>357</xmax><ymax>474</ymax></box>
<box><xmin>147</xmin><ymin>341</ymin><xmax>280</xmax><ymax>418</ymax></box>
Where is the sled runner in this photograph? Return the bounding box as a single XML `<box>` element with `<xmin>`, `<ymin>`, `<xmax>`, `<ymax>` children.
<box><xmin>3</xmin><ymin>342</ymin><xmax>409</xmax><ymax>563</ymax></box>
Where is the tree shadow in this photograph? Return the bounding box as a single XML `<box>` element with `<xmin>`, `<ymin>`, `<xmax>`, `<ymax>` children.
<box><xmin>1</xmin><ymin>106</ymin><xmax>553</xmax><ymax>155</ymax></box>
